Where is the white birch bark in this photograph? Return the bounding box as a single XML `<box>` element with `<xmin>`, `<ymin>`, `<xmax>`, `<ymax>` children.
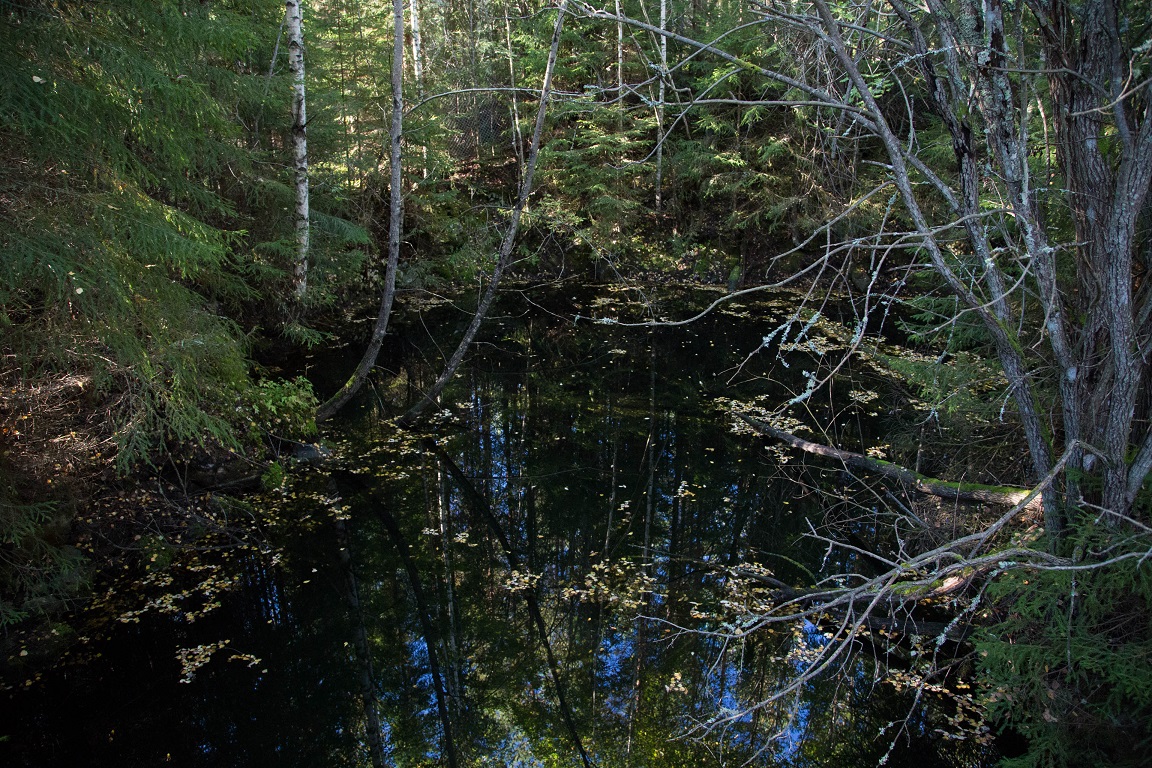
<box><xmin>409</xmin><ymin>0</ymin><xmax>428</xmax><ymax>177</ymax></box>
<box><xmin>286</xmin><ymin>0</ymin><xmax>309</xmax><ymax>301</ymax></box>
<box><xmin>616</xmin><ymin>0</ymin><xmax>624</xmax><ymax>99</ymax></box>
<box><xmin>504</xmin><ymin>13</ymin><xmax>525</xmax><ymax>172</ymax></box>
<box><xmin>315</xmin><ymin>0</ymin><xmax>405</xmax><ymax>422</ymax></box>
<box><xmin>654</xmin><ymin>0</ymin><xmax>667</xmax><ymax>211</ymax></box>
<box><xmin>398</xmin><ymin>0</ymin><xmax>571</xmax><ymax>428</ymax></box>
<box><xmin>409</xmin><ymin>0</ymin><xmax>425</xmax><ymax>100</ymax></box>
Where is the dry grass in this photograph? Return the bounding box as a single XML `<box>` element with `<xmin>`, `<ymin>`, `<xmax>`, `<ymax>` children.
<box><xmin>1</xmin><ymin>369</ymin><xmax>119</xmax><ymax>495</ymax></box>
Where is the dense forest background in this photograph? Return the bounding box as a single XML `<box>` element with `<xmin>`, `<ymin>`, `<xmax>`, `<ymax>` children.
<box><xmin>2</xmin><ymin>0</ymin><xmax>1151</xmax><ymax>765</ymax></box>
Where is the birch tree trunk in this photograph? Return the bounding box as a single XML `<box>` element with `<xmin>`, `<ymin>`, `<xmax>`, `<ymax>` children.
<box><xmin>654</xmin><ymin>0</ymin><xmax>667</xmax><ymax>211</ymax></box>
<box><xmin>315</xmin><ymin>0</ymin><xmax>405</xmax><ymax>422</ymax></box>
<box><xmin>397</xmin><ymin>0</ymin><xmax>571</xmax><ymax>429</ymax></box>
<box><xmin>286</xmin><ymin>0</ymin><xmax>309</xmax><ymax>302</ymax></box>
<box><xmin>616</xmin><ymin>0</ymin><xmax>624</xmax><ymax>100</ymax></box>
<box><xmin>504</xmin><ymin>13</ymin><xmax>525</xmax><ymax>172</ymax></box>
<box><xmin>409</xmin><ymin>0</ymin><xmax>425</xmax><ymax>99</ymax></box>
<box><xmin>410</xmin><ymin>0</ymin><xmax>429</xmax><ymax>177</ymax></box>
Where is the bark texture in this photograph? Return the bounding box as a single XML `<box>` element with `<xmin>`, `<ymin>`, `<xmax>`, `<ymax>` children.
<box><xmin>397</xmin><ymin>0</ymin><xmax>571</xmax><ymax>429</ymax></box>
<box><xmin>286</xmin><ymin>0</ymin><xmax>309</xmax><ymax>301</ymax></box>
<box><xmin>316</xmin><ymin>0</ymin><xmax>405</xmax><ymax>422</ymax></box>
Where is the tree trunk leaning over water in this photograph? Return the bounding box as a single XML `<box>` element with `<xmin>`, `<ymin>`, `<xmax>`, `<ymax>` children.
<box><xmin>396</xmin><ymin>0</ymin><xmax>571</xmax><ymax>430</ymax></box>
<box><xmin>286</xmin><ymin>0</ymin><xmax>309</xmax><ymax>302</ymax></box>
<box><xmin>739</xmin><ymin>415</ymin><xmax>1042</xmax><ymax>510</ymax></box>
<box><xmin>315</xmin><ymin>0</ymin><xmax>406</xmax><ymax>423</ymax></box>
<box><xmin>574</xmin><ymin>0</ymin><xmax>1152</xmax><ymax>536</ymax></box>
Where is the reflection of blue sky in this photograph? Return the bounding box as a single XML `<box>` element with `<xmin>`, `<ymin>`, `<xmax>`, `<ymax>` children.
<box><xmin>774</xmin><ymin>697</ymin><xmax>811</xmax><ymax>763</ymax></box>
<box><xmin>597</xmin><ymin>629</ymin><xmax>633</xmax><ymax>681</ymax></box>
<box><xmin>8</xmin><ymin>289</ymin><xmax>983</xmax><ymax>767</ymax></box>
<box><xmin>404</xmin><ymin>637</ymin><xmax>439</xmax><ymax>718</ymax></box>
<box><xmin>485</xmin><ymin>716</ymin><xmax>548</xmax><ymax>767</ymax></box>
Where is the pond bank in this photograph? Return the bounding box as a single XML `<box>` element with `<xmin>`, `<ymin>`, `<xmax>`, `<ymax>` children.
<box><xmin>3</xmin><ymin>283</ymin><xmax>1005</xmax><ymax>766</ymax></box>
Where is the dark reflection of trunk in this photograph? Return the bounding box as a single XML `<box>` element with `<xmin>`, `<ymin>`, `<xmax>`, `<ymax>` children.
<box><xmin>604</xmin><ymin>398</ymin><xmax>620</xmax><ymax>554</ymax></box>
<box><xmin>334</xmin><ymin>470</ymin><xmax>460</xmax><ymax>768</ymax></box>
<box><xmin>628</xmin><ymin>332</ymin><xmax>660</xmax><ymax>755</ymax></box>
<box><xmin>592</xmin><ymin>396</ymin><xmax>620</xmax><ymax>745</ymax></box>
<box><xmin>725</xmin><ymin>475</ymin><xmax>753</xmax><ymax>567</ymax></box>
<box><xmin>427</xmin><ymin>439</ymin><xmax>594</xmax><ymax>768</ymax></box>
<box><xmin>421</xmin><ymin>451</ymin><xmax>463</xmax><ymax>714</ymax></box>
<box><xmin>373</xmin><ymin>505</ymin><xmax>460</xmax><ymax>768</ymax></box>
<box><xmin>668</xmin><ymin>451</ymin><xmax>683</xmax><ymax>587</ymax></box>
<box><xmin>642</xmin><ymin>331</ymin><xmax>657</xmax><ymax>565</ymax></box>
<box><xmin>334</xmin><ymin>516</ymin><xmax>388</xmax><ymax>768</ymax></box>
<box><xmin>437</xmin><ymin>459</ymin><xmax>464</xmax><ymax>711</ymax></box>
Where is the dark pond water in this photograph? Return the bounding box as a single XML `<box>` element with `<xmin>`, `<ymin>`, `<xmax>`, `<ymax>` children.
<box><xmin>1</xmin><ymin>284</ymin><xmax>997</xmax><ymax>767</ymax></box>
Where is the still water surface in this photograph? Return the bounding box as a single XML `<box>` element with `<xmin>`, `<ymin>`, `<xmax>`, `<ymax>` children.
<box><xmin>1</xmin><ymin>285</ymin><xmax>996</xmax><ymax>766</ymax></box>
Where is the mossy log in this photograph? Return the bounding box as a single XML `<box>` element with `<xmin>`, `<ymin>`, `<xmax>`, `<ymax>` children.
<box><xmin>739</xmin><ymin>414</ymin><xmax>1039</xmax><ymax>510</ymax></box>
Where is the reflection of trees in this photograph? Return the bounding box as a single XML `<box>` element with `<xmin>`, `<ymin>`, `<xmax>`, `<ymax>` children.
<box><xmin>430</xmin><ymin>442</ymin><xmax>593</xmax><ymax>768</ymax></box>
<box><xmin>334</xmin><ymin>516</ymin><xmax>388</xmax><ymax>768</ymax></box>
<box><xmin>322</xmin><ymin>287</ymin><xmax>993</xmax><ymax>765</ymax></box>
<box><xmin>333</xmin><ymin>470</ymin><xmax>459</xmax><ymax>767</ymax></box>
<box><xmin>7</xmin><ymin>290</ymin><xmax>992</xmax><ymax>763</ymax></box>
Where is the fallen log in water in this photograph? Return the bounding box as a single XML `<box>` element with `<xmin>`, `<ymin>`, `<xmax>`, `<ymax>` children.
<box><xmin>723</xmin><ymin>562</ymin><xmax>980</xmax><ymax>643</ymax></box>
<box><xmin>738</xmin><ymin>414</ymin><xmax>1040</xmax><ymax>510</ymax></box>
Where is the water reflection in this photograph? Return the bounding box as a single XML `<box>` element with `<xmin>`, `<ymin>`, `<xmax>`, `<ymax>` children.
<box><xmin>0</xmin><ymin>286</ymin><xmax>995</xmax><ymax>767</ymax></box>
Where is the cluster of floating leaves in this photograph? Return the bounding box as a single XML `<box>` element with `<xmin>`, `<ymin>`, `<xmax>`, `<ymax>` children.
<box><xmin>773</xmin><ymin>311</ymin><xmax>851</xmax><ymax>358</ymax></box>
<box><xmin>842</xmin><ymin>382</ymin><xmax>886</xmax><ymax>416</ymax></box>
<box><xmin>718</xmin><ymin>302</ymin><xmax>751</xmax><ymax>319</ymax></box>
<box><xmin>784</xmin><ymin>623</ymin><xmax>829</xmax><ymax>666</ymax></box>
<box><xmin>398</xmin><ymin>294</ymin><xmax>452</xmax><ymax>311</ymax></box>
<box><xmin>175</xmin><ymin>640</ymin><xmax>262</xmax><ymax>684</ymax></box>
<box><xmin>176</xmin><ymin>641</ymin><xmax>228</xmax><ymax>683</ymax></box>
<box><xmin>562</xmin><ymin>560</ymin><xmax>656</xmax><ymax>610</ymax></box>
<box><xmin>883</xmin><ymin>665</ymin><xmax>991</xmax><ymax>745</ymax></box>
<box><xmin>665</xmin><ymin>670</ymin><xmax>689</xmax><ymax>694</ymax></box>
<box><xmin>848</xmin><ymin>388</ymin><xmax>880</xmax><ymax>404</ymax></box>
<box><xmin>503</xmin><ymin>569</ymin><xmax>543</xmax><ymax>593</ymax></box>
<box><xmin>717</xmin><ymin>569</ymin><xmax>782</xmax><ymax>618</ymax></box>
<box><xmin>715</xmin><ymin>396</ymin><xmax>808</xmax><ymax>461</ymax></box>
<box><xmin>116</xmin><ymin>562</ymin><xmax>239</xmax><ymax>625</ymax></box>
<box><xmin>260</xmin><ymin>469</ymin><xmax>358</xmax><ymax>531</ymax></box>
